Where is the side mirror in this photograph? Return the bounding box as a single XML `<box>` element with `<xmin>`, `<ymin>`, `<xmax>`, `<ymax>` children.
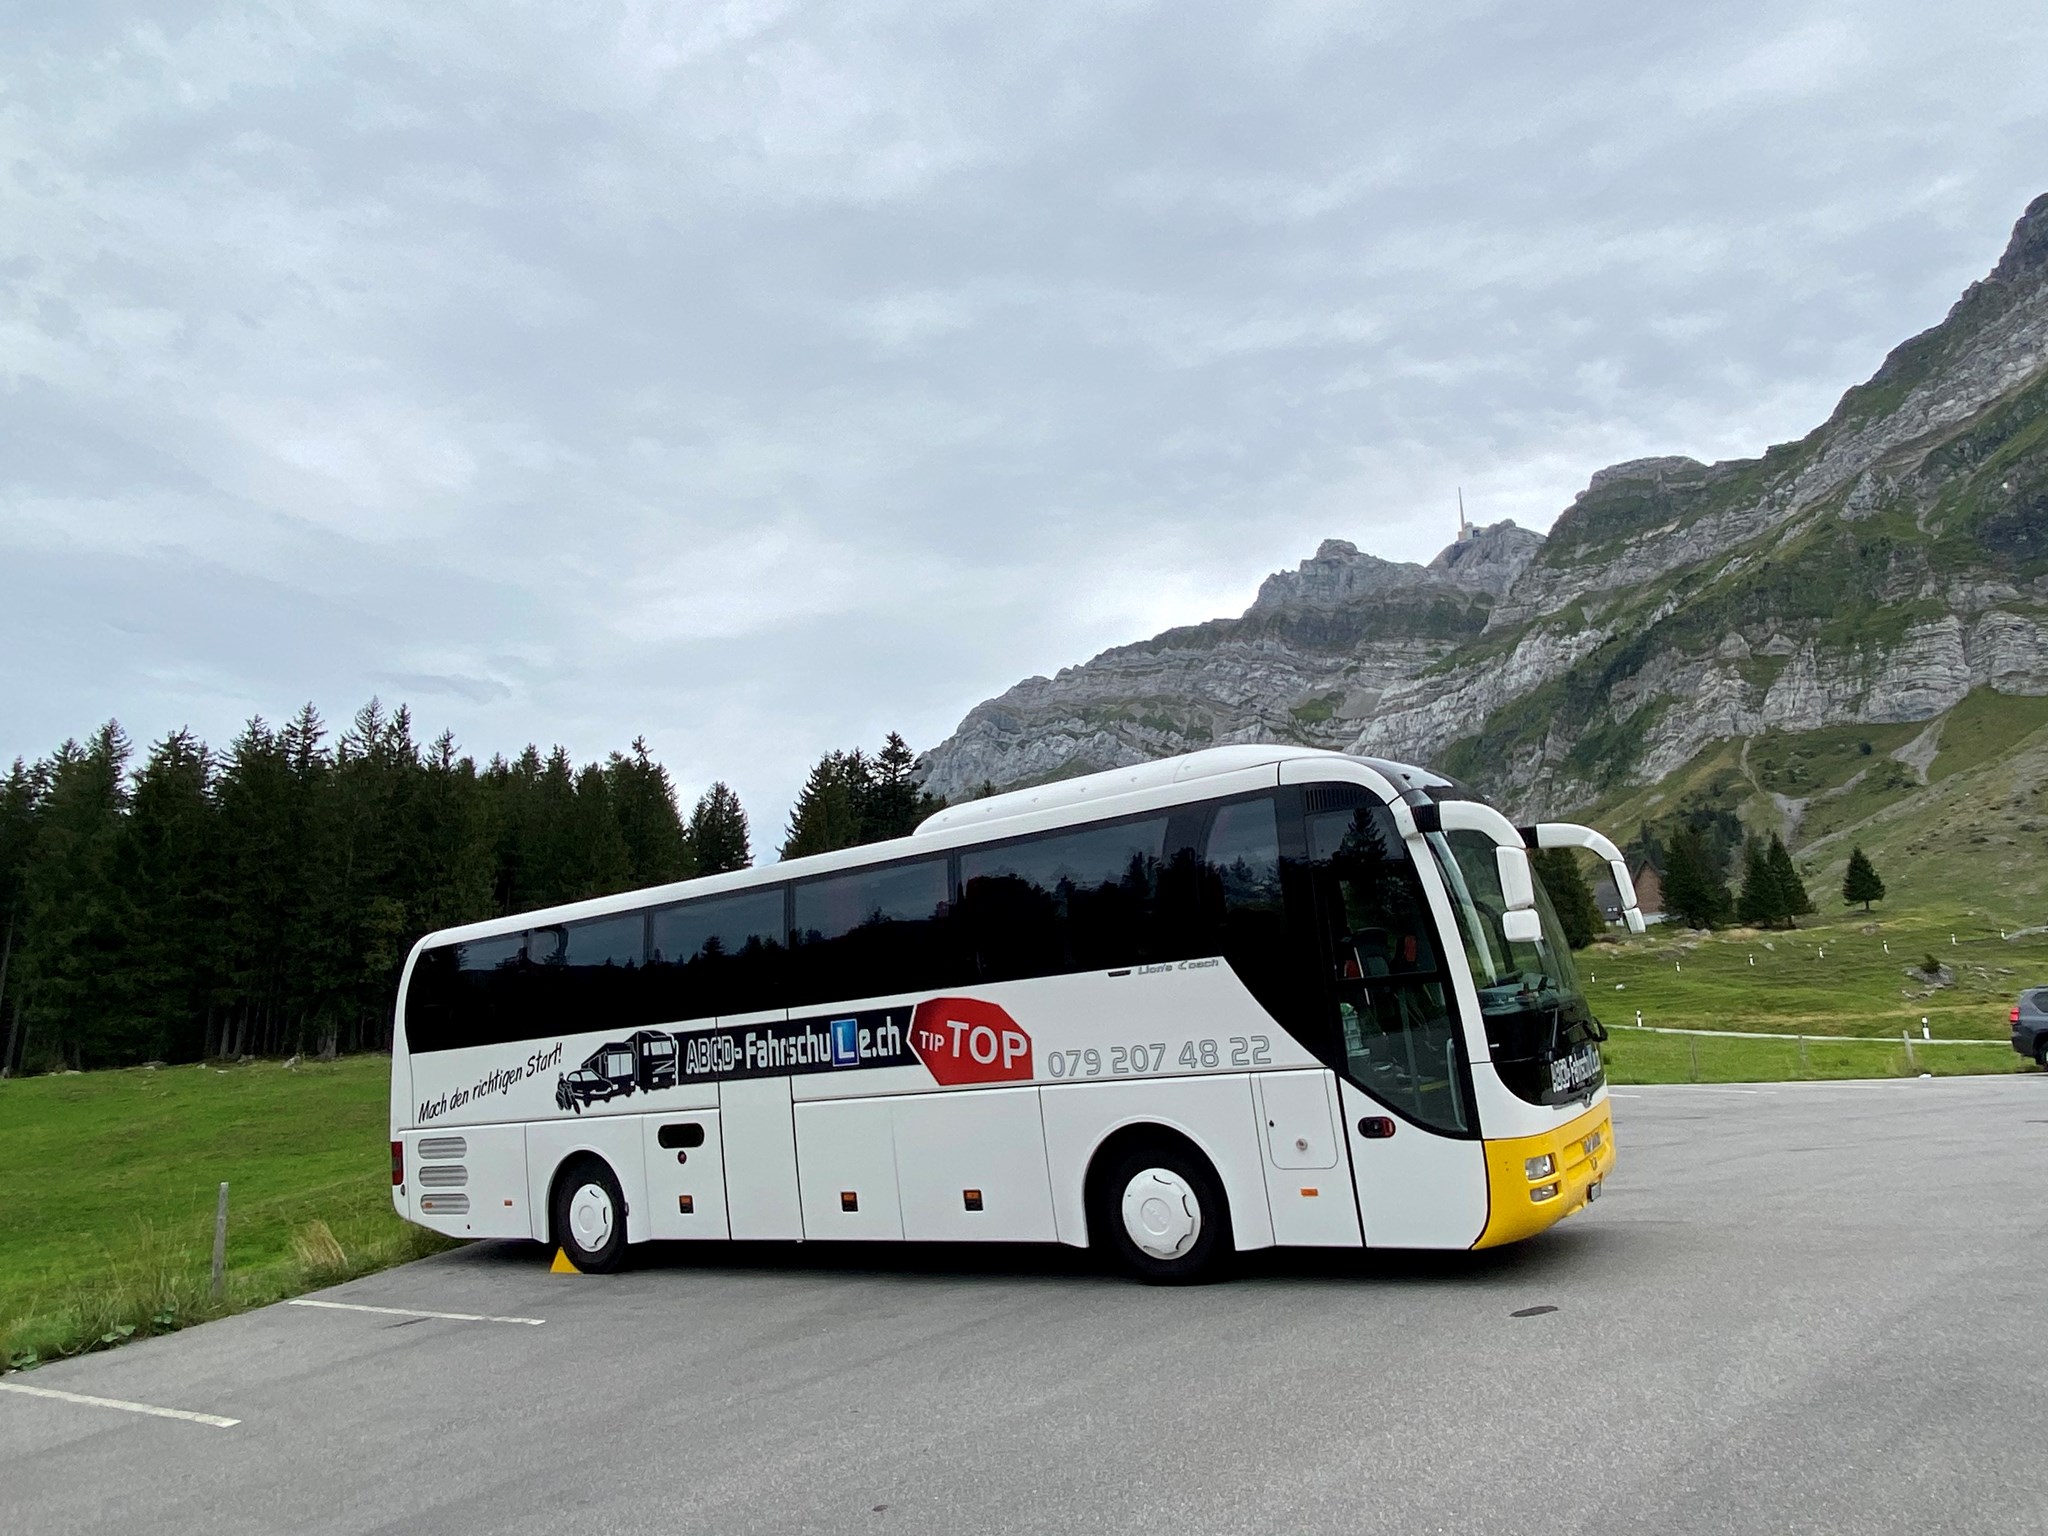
<box><xmin>1501</xmin><ymin>908</ymin><xmax>1543</xmax><ymax>944</ymax></box>
<box><xmin>1495</xmin><ymin>846</ymin><xmax>1537</xmax><ymax>911</ymax></box>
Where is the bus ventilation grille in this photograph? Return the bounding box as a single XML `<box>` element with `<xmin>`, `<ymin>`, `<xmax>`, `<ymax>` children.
<box><xmin>418</xmin><ymin>1194</ymin><xmax>470</xmax><ymax>1215</ymax></box>
<box><xmin>1302</xmin><ymin>783</ymin><xmax>1373</xmax><ymax>815</ymax></box>
<box><xmin>418</xmin><ymin>1164</ymin><xmax>469</xmax><ymax>1189</ymax></box>
<box><xmin>419</xmin><ymin>1136</ymin><xmax>467</xmax><ymax>1160</ymax></box>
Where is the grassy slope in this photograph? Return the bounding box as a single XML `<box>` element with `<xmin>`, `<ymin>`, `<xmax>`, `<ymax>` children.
<box><xmin>1582</xmin><ymin>900</ymin><xmax>2043</xmax><ymax>1038</ymax></box>
<box><xmin>1582</xmin><ymin>687</ymin><xmax>2048</xmax><ymax>910</ymax></box>
<box><xmin>0</xmin><ymin>1056</ymin><xmax>448</xmax><ymax>1368</ymax></box>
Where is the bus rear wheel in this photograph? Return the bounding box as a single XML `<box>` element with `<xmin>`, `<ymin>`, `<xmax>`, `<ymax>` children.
<box><xmin>1091</xmin><ymin>1141</ymin><xmax>1232</xmax><ymax>1285</ymax></box>
<box><xmin>550</xmin><ymin>1155</ymin><xmax>628</xmax><ymax>1273</ymax></box>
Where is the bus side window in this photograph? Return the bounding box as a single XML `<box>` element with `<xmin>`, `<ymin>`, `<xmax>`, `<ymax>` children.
<box><xmin>958</xmin><ymin>817</ymin><xmax>1171</xmax><ymax>983</ymax></box>
<box><xmin>648</xmin><ymin>887</ymin><xmax>788</xmax><ymax>1021</ymax></box>
<box><xmin>1305</xmin><ymin>804</ymin><xmax>1468</xmax><ymax>1134</ymax></box>
<box><xmin>540</xmin><ymin>913</ymin><xmax>647</xmax><ymax>1030</ymax></box>
<box><xmin>789</xmin><ymin>858</ymin><xmax>961</xmax><ymax>1007</ymax></box>
<box><xmin>1204</xmin><ymin>798</ymin><xmax>1283</xmax><ymax>917</ymax></box>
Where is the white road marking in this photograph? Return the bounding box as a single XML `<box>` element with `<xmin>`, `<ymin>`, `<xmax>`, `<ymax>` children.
<box><xmin>0</xmin><ymin>1380</ymin><xmax>239</xmax><ymax>1429</ymax></box>
<box><xmin>1667</xmin><ymin>1086</ymin><xmax>1766</xmax><ymax>1094</ymax></box>
<box><xmin>287</xmin><ymin>1298</ymin><xmax>544</xmax><ymax>1326</ymax></box>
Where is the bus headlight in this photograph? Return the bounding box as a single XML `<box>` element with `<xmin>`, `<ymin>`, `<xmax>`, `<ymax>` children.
<box><xmin>1531</xmin><ymin>1182</ymin><xmax>1560</xmax><ymax>1203</ymax></box>
<box><xmin>1524</xmin><ymin>1153</ymin><xmax>1556</xmax><ymax>1181</ymax></box>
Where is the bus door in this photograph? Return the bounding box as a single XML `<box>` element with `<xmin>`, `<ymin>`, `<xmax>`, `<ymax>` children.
<box><xmin>718</xmin><ymin>1010</ymin><xmax>803</xmax><ymax>1240</ymax></box>
<box><xmin>1300</xmin><ymin>792</ymin><xmax>1490</xmax><ymax>1248</ymax></box>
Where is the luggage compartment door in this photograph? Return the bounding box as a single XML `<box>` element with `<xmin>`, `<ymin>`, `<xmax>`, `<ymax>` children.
<box><xmin>641</xmin><ymin>1111</ymin><xmax>730</xmax><ymax>1239</ymax></box>
<box><xmin>894</xmin><ymin>1086</ymin><xmax>1056</xmax><ymax>1243</ymax></box>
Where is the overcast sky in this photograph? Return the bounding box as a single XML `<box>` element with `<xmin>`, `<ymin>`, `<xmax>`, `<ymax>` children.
<box><xmin>4</xmin><ymin>1</ymin><xmax>2045</xmax><ymax>841</ymax></box>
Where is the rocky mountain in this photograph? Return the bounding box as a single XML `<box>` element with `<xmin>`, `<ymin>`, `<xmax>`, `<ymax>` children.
<box><xmin>917</xmin><ymin>521</ymin><xmax>1540</xmax><ymax>804</ymax></box>
<box><xmin>920</xmin><ymin>192</ymin><xmax>2048</xmax><ymax>854</ymax></box>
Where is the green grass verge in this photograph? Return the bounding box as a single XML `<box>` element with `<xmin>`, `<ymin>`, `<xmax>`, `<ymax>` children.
<box><xmin>1580</xmin><ymin>900</ymin><xmax>2048</xmax><ymax>1041</ymax></box>
<box><xmin>1602</xmin><ymin>1029</ymin><xmax>2029</xmax><ymax>1084</ymax></box>
<box><xmin>0</xmin><ymin>1055</ymin><xmax>451</xmax><ymax>1373</ymax></box>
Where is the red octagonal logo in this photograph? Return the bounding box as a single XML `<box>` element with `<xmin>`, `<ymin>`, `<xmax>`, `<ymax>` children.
<box><xmin>908</xmin><ymin>997</ymin><xmax>1033</xmax><ymax>1085</ymax></box>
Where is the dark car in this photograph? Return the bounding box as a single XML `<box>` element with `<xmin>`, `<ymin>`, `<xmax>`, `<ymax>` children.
<box><xmin>2010</xmin><ymin>989</ymin><xmax>2048</xmax><ymax>1067</ymax></box>
<box><xmin>555</xmin><ymin>1066</ymin><xmax>629</xmax><ymax>1113</ymax></box>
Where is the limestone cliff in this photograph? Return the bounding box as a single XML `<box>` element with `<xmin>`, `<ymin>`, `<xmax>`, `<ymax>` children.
<box><xmin>921</xmin><ymin>193</ymin><xmax>2048</xmax><ymax>827</ymax></box>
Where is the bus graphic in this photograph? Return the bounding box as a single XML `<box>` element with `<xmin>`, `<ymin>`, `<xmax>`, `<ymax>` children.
<box><xmin>556</xmin><ymin>1029</ymin><xmax>678</xmax><ymax>1112</ymax></box>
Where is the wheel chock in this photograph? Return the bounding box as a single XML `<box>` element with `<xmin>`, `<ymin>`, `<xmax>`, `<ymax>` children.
<box><xmin>549</xmin><ymin>1247</ymin><xmax>582</xmax><ymax>1275</ymax></box>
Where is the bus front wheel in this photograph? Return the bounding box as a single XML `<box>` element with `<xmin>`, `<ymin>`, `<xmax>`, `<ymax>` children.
<box><xmin>550</xmin><ymin>1155</ymin><xmax>628</xmax><ymax>1273</ymax></box>
<box><xmin>1090</xmin><ymin>1140</ymin><xmax>1232</xmax><ymax>1285</ymax></box>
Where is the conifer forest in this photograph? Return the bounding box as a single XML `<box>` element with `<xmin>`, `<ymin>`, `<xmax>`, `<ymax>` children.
<box><xmin>0</xmin><ymin>702</ymin><xmax>929</xmax><ymax>1076</ymax></box>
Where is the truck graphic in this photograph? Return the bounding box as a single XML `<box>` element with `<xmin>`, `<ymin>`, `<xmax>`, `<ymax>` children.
<box><xmin>555</xmin><ymin>1029</ymin><xmax>678</xmax><ymax>1112</ymax></box>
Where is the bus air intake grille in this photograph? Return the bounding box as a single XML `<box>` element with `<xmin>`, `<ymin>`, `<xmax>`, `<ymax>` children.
<box><xmin>419</xmin><ymin>1193</ymin><xmax>470</xmax><ymax>1215</ymax></box>
<box><xmin>418</xmin><ymin>1164</ymin><xmax>468</xmax><ymax>1188</ymax></box>
<box><xmin>1302</xmin><ymin>784</ymin><xmax>1373</xmax><ymax>815</ymax></box>
<box><xmin>419</xmin><ymin>1136</ymin><xmax>467</xmax><ymax>1160</ymax></box>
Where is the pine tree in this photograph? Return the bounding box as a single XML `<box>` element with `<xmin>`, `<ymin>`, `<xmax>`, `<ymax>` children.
<box><xmin>1766</xmin><ymin>835</ymin><xmax>1814</xmax><ymax>927</ymax></box>
<box><xmin>688</xmin><ymin>783</ymin><xmax>752</xmax><ymax>873</ymax></box>
<box><xmin>123</xmin><ymin>730</ymin><xmax>218</xmax><ymax>1062</ymax></box>
<box><xmin>607</xmin><ymin>738</ymin><xmax>693</xmax><ymax>888</ymax></box>
<box><xmin>1842</xmin><ymin>846</ymin><xmax>1886</xmax><ymax>911</ymax></box>
<box><xmin>1530</xmin><ymin>848</ymin><xmax>1602</xmax><ymax>948</ymax></box>
<box><xmin>0</xmin><ymin>758</ymin><xmax>43</xmax><ymax>1075</ymax></box>
<box><xmin>853</xmin><ymin>732</ymin><xmax>944</xmax><ymax>842</ymax></box>
<box><xmin>18</xmin><ymin>725</ymin><xmax>136</xmax><ymax>1069</ymax></box>
<box><xmin>780</xmin><ymin>751</ymin><xmax>865</xmax><ymax>860</ymax></box>
<box><xmin>1735</xmin><ymin>839</ymin><xmax>1779</xmax><ymax>928</ymax></box>
<box><xmin>567</xmin><ymin>761</ymin><xmax>634</xmax><ymax>900</ymax></box>
<box><xmin>1661</xmin><ymin>823</ymin><xmax>1729</xmax><ymax>930</ymax></box>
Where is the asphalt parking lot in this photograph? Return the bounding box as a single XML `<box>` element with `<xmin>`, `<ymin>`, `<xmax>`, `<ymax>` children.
<box><xmin>5</xmin><ymin>1075</ymin><xmax>2046</xmax><ymax>1535</ymax></box>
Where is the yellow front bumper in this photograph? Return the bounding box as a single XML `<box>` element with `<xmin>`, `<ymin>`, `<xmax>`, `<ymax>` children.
<box><xmin>1473</xmin><ymin>1100</ymin><xmax>1614</xmax><ymax>1249</ymax></box>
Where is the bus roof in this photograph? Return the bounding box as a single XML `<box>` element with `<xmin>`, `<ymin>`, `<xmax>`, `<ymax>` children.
<box><xmin>913</xmin><ymin>745</ymin><xmax>1341</xmax><ymax>836</ymax></box>
<box><xmin>405</xmin><ymin>744</ymin><xmax>1429</xmax><ymax>955</ymax></box>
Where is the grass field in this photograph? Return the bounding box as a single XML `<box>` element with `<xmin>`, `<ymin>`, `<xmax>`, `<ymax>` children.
<box><xmin>1580</xmin><ymin>898</ymin><xmax>2047</xmax><ymax>1044</ymax></box>
<box><xmin>0</xmin><ymin>1056</ymin><xmax>449</xmax><ymax>1371</ymax></box>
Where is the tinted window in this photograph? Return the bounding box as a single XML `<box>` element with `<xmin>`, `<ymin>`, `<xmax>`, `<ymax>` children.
<box><xmin>648</xmin><ymin>887</ymin><xmax>788</xmax><ymax>1020</ymax></box>
<box><xmin>1193</xmin><ymin>796</ymin><xmax>1302</xmax><ymax>1026</ymax></box>
<box><xmin>565</xmin><ymin>915</ymin><xmax>644</xmax><ymax>968</ymax></box>
<box><xmin>404</xmin><ymin>929</ymin><xmax>544</xmax><ymax>1053</ymax></box>
<box><xmin>1206</xmin><ymin>798</ymin><xmax>1283</xmax><ymax>913</ymax></box>
<box><xmin>1306</xmin><ymin>803</ymin><xmax>1471</xmax><ymax>1134</ymax></box>
<box><xmin>523</xmin><ymin>914</ymin><xmax>649</xmax><ymax>1033</ymax></box>
<box><xmin>959</xmin><ymin>817</ymin><xmax>1177</xmax><ymax>982</ymax></box>
<box><xmin>789</xmin><ymin>858</ymin><xmax>960</xmax><ymax>1006</ymax></box>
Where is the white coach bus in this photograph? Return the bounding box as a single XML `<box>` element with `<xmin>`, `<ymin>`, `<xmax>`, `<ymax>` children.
<box><xmin>390</xmin><ymin>746</ymin><xmax>1640</xmax><ymax>1282</ymax></box>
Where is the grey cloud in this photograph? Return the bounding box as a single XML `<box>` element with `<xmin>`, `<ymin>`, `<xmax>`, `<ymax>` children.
<box><xmin>3</xmin><ymin>0</ymin><xmax>2045</xmax><ymax>832</ymax></box>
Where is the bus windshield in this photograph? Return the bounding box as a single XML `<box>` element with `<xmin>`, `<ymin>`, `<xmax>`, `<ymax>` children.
<box><xmin>1426</xmin><ymin>828</ymin><xmax>1605</xmax><ymax>1106</ymax></box>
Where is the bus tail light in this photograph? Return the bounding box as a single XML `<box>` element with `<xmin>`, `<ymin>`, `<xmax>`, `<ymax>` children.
<box><xmin>2013</xmin><ymin>1006</ymin><xmax>2022</xmax><ymax>1025</ymax></box>
<box><xmin>391</xmin><ymin>1140</ymin><xmax>404</xmax><ymax>1187</ymax></box>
